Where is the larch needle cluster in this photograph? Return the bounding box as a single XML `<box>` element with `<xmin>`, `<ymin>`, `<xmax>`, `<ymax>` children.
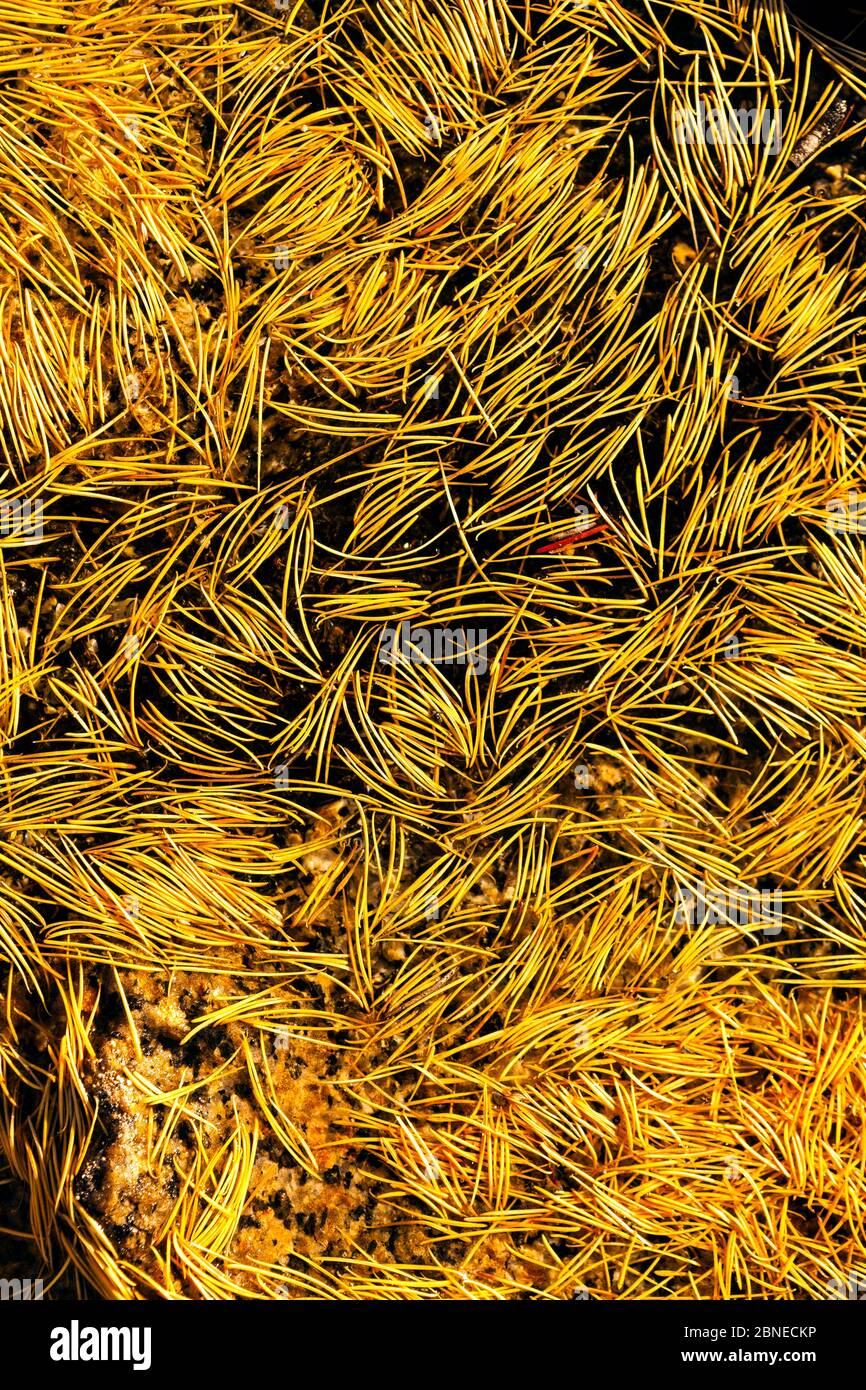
<box><xmin>0</xmin><ymin>0</ymin><xmax>865</xmax><ymax>1301</ymax></box>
